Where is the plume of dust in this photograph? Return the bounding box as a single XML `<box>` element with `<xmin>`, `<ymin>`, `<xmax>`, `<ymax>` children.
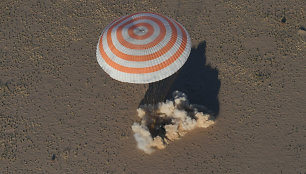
<box><xmin>132</xmin><ymin>90</ymin><xmax>215</xmax><ymax>154</ymax></box>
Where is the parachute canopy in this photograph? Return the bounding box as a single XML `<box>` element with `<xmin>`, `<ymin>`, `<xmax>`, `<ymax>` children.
<box><xmin>96</xmin><ymin>12</ymin><xmax>191</xmax><ymax>84</ymax></box>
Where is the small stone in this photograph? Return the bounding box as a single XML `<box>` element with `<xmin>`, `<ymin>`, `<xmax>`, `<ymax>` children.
<box><xmin>298</xmin><ymin>26</ymin><xmax>306</xmax><ymax>36</ymax></box>
<box><xmin>281</xmin><ymin>17</ymin><xmax>286</xmax><ymax>23</ymax></box>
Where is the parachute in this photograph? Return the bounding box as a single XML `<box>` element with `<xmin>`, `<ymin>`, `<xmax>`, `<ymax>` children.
<box><xmin>96</xmin><ymin>12</ymin><xmax>191</xmax><ymax>84</ymax></box>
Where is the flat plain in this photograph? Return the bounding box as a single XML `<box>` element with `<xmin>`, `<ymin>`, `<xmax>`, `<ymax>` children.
<box><xmin>0</xmin><ymin>0</ymin><xmax>305</xmax><ymax>173</ymax></box>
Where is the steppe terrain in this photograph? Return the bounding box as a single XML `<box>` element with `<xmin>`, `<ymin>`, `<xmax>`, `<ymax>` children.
<box><xmin>1</xmin><ymin>0</ymin><xmax>305</xmax><ymax>173</ymax></box>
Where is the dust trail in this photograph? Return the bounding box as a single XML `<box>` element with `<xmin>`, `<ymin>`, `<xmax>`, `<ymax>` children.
<box><xmin>132</xmin><ymin>91</ymin><xmax>215</xmax><ymax>154</ymax></box>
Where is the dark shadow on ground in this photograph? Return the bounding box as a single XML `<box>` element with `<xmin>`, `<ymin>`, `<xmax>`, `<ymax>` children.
<box><xmin>139</xmin><ymin>41</ymin><xmax>220</xmax><ymax>118</ymax></box>
<box><xmin>166</xmin><ymin>41</ymin><xmax>220</xmax><ymax>117</ymax></box>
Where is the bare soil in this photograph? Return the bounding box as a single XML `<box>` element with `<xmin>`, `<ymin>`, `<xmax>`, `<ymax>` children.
<box><xmin>1</xmin><ymin>0</ymin><xmax>305</xmax><ymax>173</ymax></box>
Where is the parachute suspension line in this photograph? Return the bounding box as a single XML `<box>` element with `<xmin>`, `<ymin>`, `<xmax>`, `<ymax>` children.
<box><xmin>151</xmin><ymin>83</ymin><xmax>154</xmax><ymax>104</ymax></box>
<box><xmin>153</xmin><ymin>81</ymin><xmax>158</xmax><ymax>105</ymax></box>
<box><xmin>143</xmin><ymin>74</ymin><xmax>174</xmax><ymax>106</ymax></box>
<box><xmin>161</xmin><ymin>78</ymin><xmax>166</xmax><ymax>102</ymax></box>
<box><xmin>150</xmin><ymin>79</ymin><xmax>165</xmax><ymax>105</ymax></box>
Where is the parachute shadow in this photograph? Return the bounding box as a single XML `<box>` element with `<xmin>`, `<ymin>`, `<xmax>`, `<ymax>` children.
<box><xmin>167</xmin><ymin>41</ymin><xmax>220</xmax><ymax>117</ymax></box>
<box><xmin>139</xmin><ymin>41</ymin><xmax>220</xmax><ymax>118</ymax></box>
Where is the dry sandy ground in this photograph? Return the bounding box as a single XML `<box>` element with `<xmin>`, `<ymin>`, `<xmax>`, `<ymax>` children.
<box><xmin>1</xmin><ymin>0</ymin><xmax>306</xmax><ymax>173</ymax></box>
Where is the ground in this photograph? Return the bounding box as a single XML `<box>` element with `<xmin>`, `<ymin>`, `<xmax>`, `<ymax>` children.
<box><xmin>0</xmin><ymin>0</ymin><xmax>305</xmax><ymax>173</ymax></box>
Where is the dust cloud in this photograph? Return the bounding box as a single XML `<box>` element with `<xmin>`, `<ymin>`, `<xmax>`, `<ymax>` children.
<box><xmin>132</xmin><ymin>91</ymin><xmax>215</xmax><ymax>154</ymax></box>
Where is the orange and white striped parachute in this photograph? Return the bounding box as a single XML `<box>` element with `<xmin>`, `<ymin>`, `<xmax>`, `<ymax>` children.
<box><xmin>96</xmin><ymin>12</ymin><xmax>191</xmax><ymax>84</ymax></box>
